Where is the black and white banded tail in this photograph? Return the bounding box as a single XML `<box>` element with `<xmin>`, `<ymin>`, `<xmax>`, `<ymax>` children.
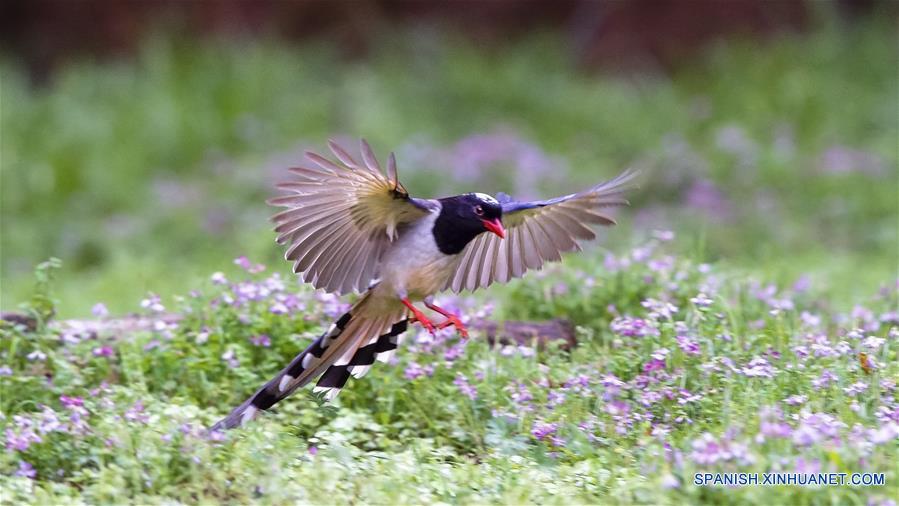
<box><xmin>209</xmin><ymin>293</ymin><xmax>408</xmax><ymax>431</ymax></box>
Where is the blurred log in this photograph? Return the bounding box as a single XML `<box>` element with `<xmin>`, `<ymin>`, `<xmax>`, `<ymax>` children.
<box><xmin>0</xmin><ymin>312</ymin><xmax>38</xmax><ymax>332</ymax></box>
<box><xmin>3</xmin><ymin>311</ymin><xmax>576</xmax><ymax>351</ymax></box>
<box><xmin>50</xmin><ymin>313</ymin><xmax>183</xmax><ymax>338</ymax></box>
<box><xmin>475</xmin><ymin>318</ymin><xmax>577</xmax><ymax>351</ymax></box>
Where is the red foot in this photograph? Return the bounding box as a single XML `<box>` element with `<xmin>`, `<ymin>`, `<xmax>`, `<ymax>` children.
<box><xmin>402</xmin><ymin>298</ymin><xmax>436</xmax><ymax>335</ymax></box>
<box><xmin>426</xmin><ymin>302</ymin><xmax>469</xmax><ymax>339</ymax></box>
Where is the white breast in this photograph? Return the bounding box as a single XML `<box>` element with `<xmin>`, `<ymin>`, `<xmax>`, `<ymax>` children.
<box><xmin>376</xmin><ymin>209</ymin><xmax>459</xmax><ymax>300</ymax></box>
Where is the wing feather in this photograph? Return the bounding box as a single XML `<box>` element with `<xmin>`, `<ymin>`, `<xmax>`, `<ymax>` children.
<box><xmin>328</xmin><ymin>140</ymin><xmax>360</xmax><ymax>169</ymax></box>
<box><xmin>270</xmin><ymin>139</ymin><xmax>431</xmax><ymax>294</ymax></box>
<box><xmin>360</xmin><ymin>139</ymin><xmax>382</xmax><ymax>173</ymax></box>
<box><xmin>510</xmin><ymin>226</ymin><xmax>527</xmax><ymax>277</ymax></box>
<box><xmin>299</xmin><ymin>220</ymin><xmax>358</xmax><ymax>287</ymax></box>
<box><xmin>446</xmin><ymin>169</ymin><xmax>638</xmax><ymax>292</ymax></box>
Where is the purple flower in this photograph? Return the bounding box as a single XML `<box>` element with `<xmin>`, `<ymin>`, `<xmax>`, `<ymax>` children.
<box><xmin>641</xmin><ymin>298</ymin><xmax>678</xmax><ymax>320</ymax></box>
<box><xmin>869</xmin><ymin>422</ymin><xmax>899</xmax><ymax>445</ymax></box>
<box><xmin>315</xmin><ymin>292</ymin><xmax>350</xmax><ymax>319</ymax></box>
<box><xmin>792</xmin><ymin>413</ymin><xmax>844</xmax><ymax>446</ymax></box>
<box><xmin>5</xmin><ymin>426</ymin><xmax>42</xmax><ymax>452</ymax></box>
<box><xmin>547</xmin><ymin>390</ymin><xmax>566</xmax><ymax>408</ymax></box>
<box><xmin>91</xmin><ymin>303</ymin><xmax>109</xmax><ymax>318</ymax></box>
<box><xmin>438</xmin><ymin>131</ymin><xmax>567</xmax><ymax>196</ymax></box>
<box><xmin>604</xmin><ymin>253</ymin><xmax>625</xmax><ymax>272</ymax></box>
<box><xmin>0</xmin><ymin>366</ymin><xmax>12</xmax><ymax>376</ymax></box>
<box><xmin>26</xmin><ymin>350</ymin><xmax>46</xmax><ymax>362</ymax></box>
<box><xmin>794</xmin><ymin>457</ymin><xmax>821</xmax><ymax>474</ymax></box>
<box><xmin>641</xmin><ymin>390</ymin><xmax>663</xmax><ymax>406</ymax></box>
<box><xmin>800</xmin><ymin>311</ymin><xmax>821</xmax><ymax>327</ymax></box>
<box><xmin>15</xmin><ymin>461</ymin><xmax>36</xmax><ymax>479</ymax></box>
<box><xmin>404</xmin><ymin>362</ymin><xmax>431</xmax><ymax>380</ymax></box>
<box><xmin>234</xmin><ymin>256</ymin><xmax>266</xmax><ymax>274</ymax></box>
<box><xmin>690</xmin><ymin>433</ymin><xmax>724</xmax><ymax>465</ymax></box>
<box><xmin>756</xmin><ymin>406</ymin><xmax>792</xmax><ymax>441</ymax></box>
<box><xmin>653</xmin><ymin>230</ymin><xmax>675</xmax><ymax>242</ymax></box>
<box><xmin>759</xmin><ymin>420</ymin><xmax>792</xmax><ymax>440</ymax></box>
<box><xmin>508</xmin><ymin>382</ymin><xmax>533</xmax><ymax>406</ymax></box>
<box><xmin>643</xmin><ymin>348</ymin><xmax>669</xmax><ymax>373</ymax></box>
<box><xmin>206</xmin><ymin>430</ymin><xmax>226</xmax><ymax>442</ymax></box>
<box><xmin>269</xmin><ymin>302</ymin><xmax>289</xmax><ymax>315</ymax></box>
<box><xmin>793</xmin><ymin>275</ymin><xmax>812</xmax><ymax>293</ymax></box>
<box><xmin>843</xmin><ymin>381</ymin><xmax>868</xmax><ymax>396</ymax></box>
<box><xmin>124</xmin><ymin>401</ymin><xmax>149</xmax><ymax>424</ymax></box>
<box><xmin>863</xmin><ymin>336</ymin><xmax>885</xmax><ymax>350</ymax></box>
<box><xmin>685</xmin><ymin>179</ymin><xmax>732</xmax><ymax>219</ymax></box>
<box><xmin>605</xmin><ymin>400</ymin><xmax>630</xmax><ymax>418</ymax></box>
<box><xmin>264</xmin><ymin>274</ymin><xmax>286</xmax><ymax>292</ymax></box>
<box><xmin>517</xmin><ymin>346</ymin><xmax>536</xmax><ymax>357</ymax></box>
<box><xmin>221</xmin><ymin>349</ymin><xmax>240</xmax><ymax>369</ymax></box>
<box><xmin>812</xmin><ymin>370</ymin><xmax>838</xmax><ymax>390</ymax></box>
<box><xmin>610</xmin><ymin>317</ymin><xmax>659</xmax><ymax>338</ymax></box>
<box><xmin>249</xmin><ymin>335</ymin><xmax>271</xmax><ymax>347</ymax></box>
<box><xmin>690</xmin><ymin>432</ymin><xmax>754</xmax><ymax>466</ymax></box>
<box><xmin>37</xmin><ymin>407</ymin><xmax>64</xmax><ymax>434</ymax></box>
<box><xmin>784</xmin><ymin>395</ymin><xmax>806</xmax><ymax>406</ymax></box>
<box><xmin>631</xmin><ymin>245</ymin><xmax>653</xmax><ymax>263</ymax></box>
<box><xmin>690</xmin><ymin>293</ymin><xmax>714</xmax><ymax>308</ymax></box>
<box><xmin>676</xmin><ymin>335</ymin><xmax>701</xmax><ymax>355</ymax></box>
<box><xmin>677</xmin><ymin>389</ymin><xmax>702</xmax><ymax>405</ymax></box>
<box><xmin>601</xmin><ymin>374</ymin><xmax>625</xmax><ymax>398</ymax></box>
<box><xmin>60</xmin><ymin>396</ymin><xmax>84</xmax><ymax>409</ymax></box>
<box><xmin>644</xmin><ymin>359</ymin><xmax>665</xmax><ymax>373</ymax></box>
<box><xmin>819</xmin><ymin>145</ymin><xmax>886</xmax><ymax>176</ymax></box>
<box><xmin>648</xmin><ymin>256</ymin><xmax>675</xmax><ymax>273</ymax></box>
<box><xmin>444</xmin><ymin>343</ymin><xmax>466</xmax><ymax>362</ymax></box>
<box><xmin>140</xmin><ymin>293</ymin><xmax>165</xmax><ymax>313</ymax></box>
<box><xmin>741</xmin><ymin>356</ymin><xmax>776</xmax><ymax>378</ymax></box>
<box><xmin>531</xmin><ymin>421</ymin><xmax>559</xmax><ymax>441</ymax></box>
<box><xmin>93</xmin><ymin>346</ymin><xmax>114</xmax><ymax>357</ymax></box>
<box><xmin>210</xmin><ymin>272</ymin><xmax>228</xmax><ymax>285</ymax></box>
<box><xmin>453</xmin><ymin>373</ymin><xmax>477</xmax><ymax>400</ymax></box>
<box><xmin>563</xmin><ymin>374</ymin><xmax>591</xmax><ymax>393</ymax></box>
<box><xmin>660</xmin><ymin>473</ymin><xmax>679</xmax><ymax>489</ymax></box>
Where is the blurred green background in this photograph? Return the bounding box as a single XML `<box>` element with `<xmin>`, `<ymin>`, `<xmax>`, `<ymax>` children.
<box><xmin>1</xmin><ymin>1</ymin><xmax>896</xmax><ymax>317</ymax></box>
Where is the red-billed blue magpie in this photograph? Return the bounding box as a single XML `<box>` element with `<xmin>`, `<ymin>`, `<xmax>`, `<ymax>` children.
<box><xmin>210</xmin><ymin>139</ymin><xmax>637</xmax><ymax>430</ymax></box>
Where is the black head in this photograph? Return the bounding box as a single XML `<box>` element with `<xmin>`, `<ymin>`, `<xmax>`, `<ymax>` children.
<box><xmin>433</xmin><ymin>193</ymin><xmax>505</xmax><ymax>255</ymax></box>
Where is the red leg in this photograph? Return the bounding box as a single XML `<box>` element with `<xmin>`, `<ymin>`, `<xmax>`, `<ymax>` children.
<box><xmin>401</xmin><ymin>298</ymin><xmax>436</xmax><ymax>335</ymax></box>
<box><xmin>425</xmin><ymin>302</ymin><xmax>469</xmax><ymax>339</ymax></box>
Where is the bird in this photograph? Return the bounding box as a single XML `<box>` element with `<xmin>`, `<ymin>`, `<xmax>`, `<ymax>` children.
<box><xmin>209</xmin><ymin>139</ymin><xmax>638</xmax><ymax>431</ymax></box>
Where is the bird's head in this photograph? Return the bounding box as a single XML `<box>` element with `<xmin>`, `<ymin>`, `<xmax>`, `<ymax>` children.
<box><xmin>433</xmin><ymin>192</ymin><xmax>505</xmax><ymax>255</ymax></box>
<box><xmin>453</xmin><ymin>193</ymin><xmax>505</xmax><ymax>239</ymax></box>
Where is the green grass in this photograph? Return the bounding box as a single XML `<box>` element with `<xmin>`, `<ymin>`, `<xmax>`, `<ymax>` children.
<box><xmin>2</xmin><ymin>19</ymin><xmax>896</xmax><ymax>316</ymax></box>
<box><xmin>1</xmin><ymin>238</ymin><xmax>896</xmax><ymax>504</ymax></box>
<box><xmin>1</xmin><ymin>15</ymin><xmax>897</xmax><ymax>505</ymax></box>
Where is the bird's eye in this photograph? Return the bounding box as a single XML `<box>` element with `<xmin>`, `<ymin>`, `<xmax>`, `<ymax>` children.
<box><xmin>473</xmin><ymin>205</ymin><xmax>484</xmax><ymax>216</ymax></box>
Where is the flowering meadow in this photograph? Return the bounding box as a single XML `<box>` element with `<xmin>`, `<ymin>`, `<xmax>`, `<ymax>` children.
<box><xmin>2</xmin><ymin>233</ymin><xmax>897</xmax><ymax>504</ymax></box>
<box><xmin>2</xmin><ymin>14</ymin><xmax>897</xmax><ymax>506</ymax></box>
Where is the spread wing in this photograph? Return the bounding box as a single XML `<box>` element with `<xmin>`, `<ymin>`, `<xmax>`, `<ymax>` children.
<box><xmin>269</xmin><ymin>139</ymin><xmax>432</xmax><ymax>295</ymax></box>
<box><xmin>446</xmin><ymin>169</ymin><xmax>639</xmax><ymax>292</ymax></box>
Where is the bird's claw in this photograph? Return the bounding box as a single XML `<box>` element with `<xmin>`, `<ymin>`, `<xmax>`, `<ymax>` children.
<box><xmin>437</xmin><ymin>315</ymin><xmax>469</xmax><ymax>339</ymax></box>
<box><xmin>408</xmin><ymin>312</ymin><xmax>436</xmax><ymax>335</ymax></box>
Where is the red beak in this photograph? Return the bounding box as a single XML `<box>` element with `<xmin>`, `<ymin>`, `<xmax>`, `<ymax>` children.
<box><xmin>482</xmin><ymin>218</ymin><xmax>505</xmax><ymax>239</ymax></box>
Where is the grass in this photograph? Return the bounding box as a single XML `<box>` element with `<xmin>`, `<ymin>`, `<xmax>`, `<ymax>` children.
<box><xmin>1</xmin><ymin>19</ymin><xmax>896</xmax><ymax>316</ymax></box>
<box><xmin>0</xmin><ymin>14</ymin><xmax>897</xmax><ymax>506</ymax></box>
<box><xmin>1</xmin><ymin>238</ymin><xmax>896</xmax><ymax>504</ymax></box>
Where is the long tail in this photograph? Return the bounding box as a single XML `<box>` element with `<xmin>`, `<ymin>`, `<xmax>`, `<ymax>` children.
<box><xmin>209</xmin><ymin>292</ymin><xmax>407</xmax><ymax>431</ymax></box>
